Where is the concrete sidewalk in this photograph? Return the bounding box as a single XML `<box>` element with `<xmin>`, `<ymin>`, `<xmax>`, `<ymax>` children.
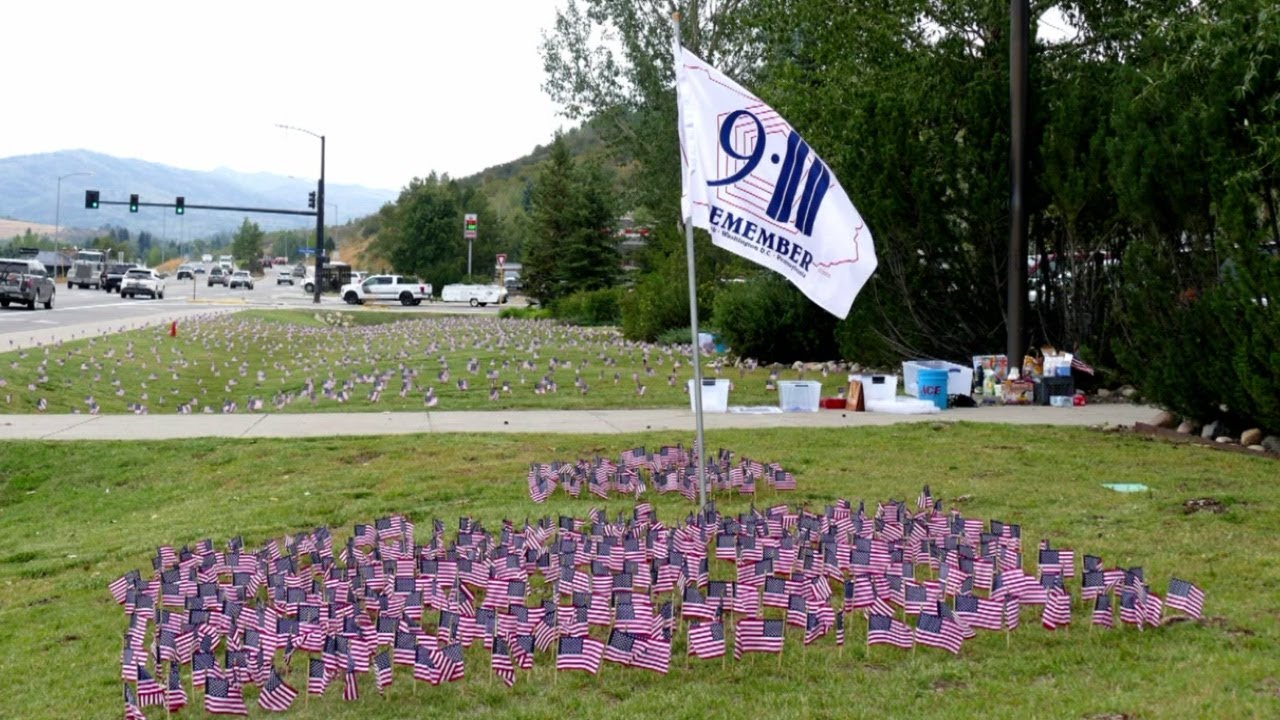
<box><xmin>0</xmin><ymin>403</ymin><xmax>1157</xmax><ymax>441</ymax></box>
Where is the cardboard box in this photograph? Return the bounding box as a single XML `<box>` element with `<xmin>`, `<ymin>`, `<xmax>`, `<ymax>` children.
<box><xmin>846</xmin><ymin>380</ymin><xmax>865</xmax><ymax>411</ymax></box>
<box><xmin>1002</xmin><ymin>380</ymin><xmax>1035</xmax><ymax>405</ymax></box>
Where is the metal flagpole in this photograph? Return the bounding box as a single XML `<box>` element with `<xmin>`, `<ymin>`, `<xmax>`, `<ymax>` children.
<box><xmin>673</xmin><ymin>11</ymin><xmax>708</xmax><ymax>512</ymax></box>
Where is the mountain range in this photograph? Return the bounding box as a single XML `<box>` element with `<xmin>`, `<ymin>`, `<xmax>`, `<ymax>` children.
<box><xmin>0</xmin><ymin>149</ymin><xmax>398</xmax><ymax>240</ymax></box>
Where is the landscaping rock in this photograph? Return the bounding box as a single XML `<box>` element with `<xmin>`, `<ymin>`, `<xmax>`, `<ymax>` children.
<box><xmin>1248</xmin><ymin>445</ymin><xmax>1265</xmax><ymax>452</ymax></box>
<box><xmin>1215</xmin><ymin>436</ymin><xmax>1233</xmax><ymax>444</ymax></box>
<box><xmin>1201</xmin><ymin>420</ymin><xmax>1226</xmax><ymax>439</ymax></box>
<box><xmin>1176</xmin><ymin>421</ymin><xmax>1197</xmax><ymax>435</ymax></box>
<box><xmin>1097</xmin><ymin>388</ymin><xmax>1112</xmax><ymax>398</ymax></box>
<box><xmin>1120</xmin><ymin>385</ymin><xmax>1137</xmax><ymax>399</ymax></box>
<box><xmin>1151</xmin><ymin>410</ymin><xmax>1178</xmax><ymax>429</ymax></box>
<box><xmin>1262</xmin><ymin>436</ymin><xmax>1280</xmax><ymax>454</ymax></box>
<box><xmin>1240</xmin><ymin>428</ymin><xmax>1263</xmax><ymax>447</ymax></box>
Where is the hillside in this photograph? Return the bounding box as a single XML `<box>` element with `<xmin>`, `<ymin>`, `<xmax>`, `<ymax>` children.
<box><xmin>0</xmin><ymin>150</ymin><xmax>396</xmax><ymax>239</ymax></box>
<box><xmin>338</xmin><ymin>120</ymin><xmax>626</xmax><ymax>270</ymax></box>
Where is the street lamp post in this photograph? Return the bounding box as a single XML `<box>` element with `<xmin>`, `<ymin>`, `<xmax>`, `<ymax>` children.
<box><xmin>54</xmin><ymin>171</ymin><xmax>92</xmax><ymax>281</ymax></box>
<box><xmin>276</xmin><ymin>124</ymin><xmax>325</xmax><ymax>304</ymax></box>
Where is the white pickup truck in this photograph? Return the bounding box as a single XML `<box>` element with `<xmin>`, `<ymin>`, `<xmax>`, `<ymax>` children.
<box><xmin>340</xmin><ymin>275</ymin><xmax>432</xmax><ymax>306</ymax></box>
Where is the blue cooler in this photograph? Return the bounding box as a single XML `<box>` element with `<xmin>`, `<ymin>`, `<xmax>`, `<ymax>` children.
<box><xmin>917</xmin><ymin>369</ymin><xmax>949</xmax><ymax>410</ymax></box>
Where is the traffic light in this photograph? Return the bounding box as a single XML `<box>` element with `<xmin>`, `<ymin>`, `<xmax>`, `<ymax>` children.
<box><xmin>307</xmin><ymin>191</ymin><xmax>316</xmax><ymax>209</ymax></box>
<box><xmin>85</xmin><ymin>190</ymin><xmax>100</xmax><ymax>209</ymax></box>
<box><xmin>175</xmin><ymin>196</ymin><xmax>185</xmax><ymax>215</ymax></box>
<box><xmin>129</xmin><ymin>194</ymin><xmax>139</xmax><ymax>213</ymax></box>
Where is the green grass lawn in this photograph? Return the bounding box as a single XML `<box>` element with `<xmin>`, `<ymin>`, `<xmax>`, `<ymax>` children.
<box><xmin>1</xmin><ymin>424</ymin><xmax>1276</xmax><ymax>718</ymax></box>
<box><xmin>0</xmin><ymin>310</ymin><xmax>838</xmax><ymax>415</ymax></box>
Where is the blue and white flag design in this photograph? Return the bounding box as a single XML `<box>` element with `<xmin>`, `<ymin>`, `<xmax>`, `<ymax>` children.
<box><xmin>674</xmin><ymin>44</ymin><xmax>877</xmax><ymax>319</ymax></box>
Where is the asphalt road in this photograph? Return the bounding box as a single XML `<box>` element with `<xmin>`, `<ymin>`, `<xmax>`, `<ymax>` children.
<box><xmin>0</xmin><ymin>271</ymin><xmax>503</xmax><ymax>350</ymax></box>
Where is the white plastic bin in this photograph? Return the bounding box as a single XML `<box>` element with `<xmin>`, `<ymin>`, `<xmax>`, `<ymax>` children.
<box><xmin>902</xmin><ymin>360</ymin><xmax>974</xmax><ymax>397</ymax></box>
<box><xmin>778</xmin><ymin>380</ymin><xmax>822</xmax><ymax>412</ymax></box>
<box><xmin>852</xmin><ymin>374</ymin><xmax>898</xmax><ymax>403</ymax></box>
<box><xmin>688</xmin><ymin>378</ymin><xmax>730</xmax><ymax>413</ymax></box>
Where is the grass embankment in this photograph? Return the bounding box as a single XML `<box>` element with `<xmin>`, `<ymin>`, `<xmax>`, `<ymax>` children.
<box><xmin>0</xmin><ymin>310</ymin><xmax>838</xmax><ymax>414</ymax></box>
<box><xmin>0</xmin><ymin>424</ymin><xmax>1276</xmax><ymax>718</ymax></box>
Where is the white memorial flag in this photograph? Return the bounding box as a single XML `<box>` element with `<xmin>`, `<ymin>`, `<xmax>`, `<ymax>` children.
<box><xmin>674</xmin><ymin>44</ymin><xmax>877</xmax><ymax>319</ymax></box>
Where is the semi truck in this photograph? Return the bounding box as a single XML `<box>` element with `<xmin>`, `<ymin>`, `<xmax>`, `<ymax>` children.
<box><xmin>69</xmin><ymin>250</ymin><xmax>106</xmax><ymax>289</ymax></box>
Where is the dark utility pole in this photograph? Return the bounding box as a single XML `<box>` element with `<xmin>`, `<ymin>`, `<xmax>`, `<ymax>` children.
<box><xmin>1007</xmin><ymin>0</ymin><xmax>1029</xmax><ymax>367</ymax></box>
<box><xmin>314</xmin><ymin>135</ymin><xmax>326</xmax><ymax>304</ymax></box>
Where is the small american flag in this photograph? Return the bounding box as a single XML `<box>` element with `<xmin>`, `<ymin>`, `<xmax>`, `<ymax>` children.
<box><xmin>1166</xmin><ymin>578</ymin><xmax>1205</xmax><ymax>620</ymax></box>
<box><xmin>734</xmin><ymin>618</ymin><xmax>784</xmax><ymax>659</ymax></box>
<box><xmin>867</xmin><ymin>613</ymin><xmax>913</xmax><ymax>650</ymax></box>
<box><xmin>342</xmin><ymin>670</ymin><xmax>359</xmax><ymax>701</ymax></box>
<box><xmin>257</xmin><ymin>668</ymin><xmax>297</xmax><ymax>712</ymax></box>
<box><xmin>165</xmin><ymin>662</ymin><xmax>187</xmax><ymax>713</ymax></box>
<box><xmin>915</xmin><ymin>613</ymin><xmax>964</xmax><ymax>654</ymax></box>
<box><xmin>1119</xmin><ymin>589</ymin><xmax>1143</xmax><ymax>628</ymax></box>
<box><xmin>136</xmin><ymin>665</ymin><xmax>164</xmax><ymax>707</ymax></box>
<box><xmin>374</xmin><ymin>649</ymin><xmax>394</xmax><ymax>693</ymax></box>
<box><xmin>437</xmin><ymin>642</ymin><xmax>466</xmax><ymax>683</ymax></box>
<box><xmin>1042</xmin><ymin>587</ymin><xmax>1072</xmax><ymax>630</ymax></box>
<box><xmin>1004</xmin><ymin>599</ymin><xmax>1022</xmax><ymax>631</ymax></box>
<box><xmin>307</xmin><ymin>658</ymin><xmax>330</xmax><ymax>695</ymax></box>
<box><xmin>1092</xmin><ymin>593</ymin><xmax>1114</xmax><ymax>629</ymax></box>
<box><xmin>204</xmin><ymin>674</ymin><xmax>248</xmax><ymax>716</ymax></box>
<box><xmin>1070</xmin><ymin>355</ymin><xmax>1095</xmax><ymax>375</ymax></box>
<box><xmin>491</xmin><ymin>635</ymin><xmax>515</xmax><ymax>688</ymax></box>
<box><xmin>556</xmin><ymin>635</ymin><xmax>604</xmax><ymax>674</ymax></box>
<box><xmin>803</xmin><ymin>611</ymin><xmax>827</xmax><ymax>645</ymax></box>
<box><xmin>955</xmin><ymin>594</ymin><xmax>1003</xmax><ymax>631</ymax></box>
<box><xmin>687</xmin><ymin>621</ymin><xmax>725</xmax><ymax>659</ymax></box>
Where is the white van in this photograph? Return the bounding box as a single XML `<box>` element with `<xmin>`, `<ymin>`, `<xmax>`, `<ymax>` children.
<box><xmin>441</xmin><ymin>283</ymin><xmax>507</xmax><ymax>307</ymax></box>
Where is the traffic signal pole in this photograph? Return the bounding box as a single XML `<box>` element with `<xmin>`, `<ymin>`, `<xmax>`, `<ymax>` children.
<box><xmin>314</xmin><ymin>135</ymin><xmax>325</xmax><ymax>305</ymax></box>
<box><xmin>88</xmin><ymin>197</ymin><xmax>317</xmax><ymax>217</ymax></box>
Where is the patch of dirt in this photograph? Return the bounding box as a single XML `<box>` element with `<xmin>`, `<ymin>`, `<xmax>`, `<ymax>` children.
<box><xmin>339</xmin><ymin>451</ymin><xmax>382</xmax><ymax>466</ymax></box>
<box><xmin>1256</xmin><ymin>677</ymin><xmax>1280</xmax><ymax>698</ymax></box>
<box><xmin>1084</xmin><ymin>714</ymin><xmax>1132</xmax><ymax>720</ymax></box>
<box><xmin>61</xmin><ymin>634</ymin><xmax>80</xmax><ymax>643</ymax></box>
<box><xmin>1183</xmin><ymin>497</ymin><xmax>1225</xmax><ymax>514</ymax></box>
<box><xmin>951</xmin><ymin>494</ymin><xmax>974</xmax><ymax>504</ymax></box>
<box><xmin>932</xmin><ymin>678</ymin><xmax>967</xmax><ymax>693</ymax></box>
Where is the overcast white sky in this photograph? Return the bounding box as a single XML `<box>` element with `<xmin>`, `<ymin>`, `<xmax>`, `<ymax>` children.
<box><xmin>1</xmin><ymin>0</ymin><xmax>570</xmax><ymax>191</ymax></box>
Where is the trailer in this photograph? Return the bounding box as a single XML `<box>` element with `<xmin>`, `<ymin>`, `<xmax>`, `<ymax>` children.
<box><xmin>440</xmin><ymin>283</ymin><xmax>507</xmax><ymax>307</ymax></box>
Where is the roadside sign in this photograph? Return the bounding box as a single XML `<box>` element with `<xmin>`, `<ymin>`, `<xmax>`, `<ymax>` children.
<box><xmin>464</xmin><ymin>213</ymin><xmax>478</xmax><ymax>240</ymax></box>
<box><xmin>298</xmin><ymin>247</ymin><xmax>316</xmax><ymax>255</ymax></box>
<box><xmin>496</xmin><ymin>253</ymin><xmax>506</xmax><ymax>265</ymax></box>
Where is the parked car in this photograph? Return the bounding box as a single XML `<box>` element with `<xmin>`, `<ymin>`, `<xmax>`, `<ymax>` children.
<box><xmin>207</xmin><ymin>266</ymin><xmax>228</xmax><ymax>287</ymax></box>
<box><xmin>0</xmin><ymin>258</ymin><xmax>55</xmax><ymax>310</ymax></box>
<box><xmin>175</xmin><ymin>264</ymin><xmax>195</xmax><ymax>280</ymax></box>
<box><xmin>120</xmin><ymin>268</ymin><xmax>166</xmax><ymax>299</ymax></box>
<box><xmin>101</xmin><ymin>263</ymin><xmax>138</xmax><ymax>293</ymax></box>
<box><xmin>228</xmin><ymin>270</ymin><xmax>255</xmax><ymax>290</ymax></box>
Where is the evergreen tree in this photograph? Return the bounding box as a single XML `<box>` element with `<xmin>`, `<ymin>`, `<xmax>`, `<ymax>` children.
<box><xmin>524</xmin><ymin>134</ymin><xmax>619</xmax><ymax>303</ymax></box>
<box><xmin>230</xmin><ymin>219</ymin><xmax>264</xmax><ymax>267</ymax></box>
